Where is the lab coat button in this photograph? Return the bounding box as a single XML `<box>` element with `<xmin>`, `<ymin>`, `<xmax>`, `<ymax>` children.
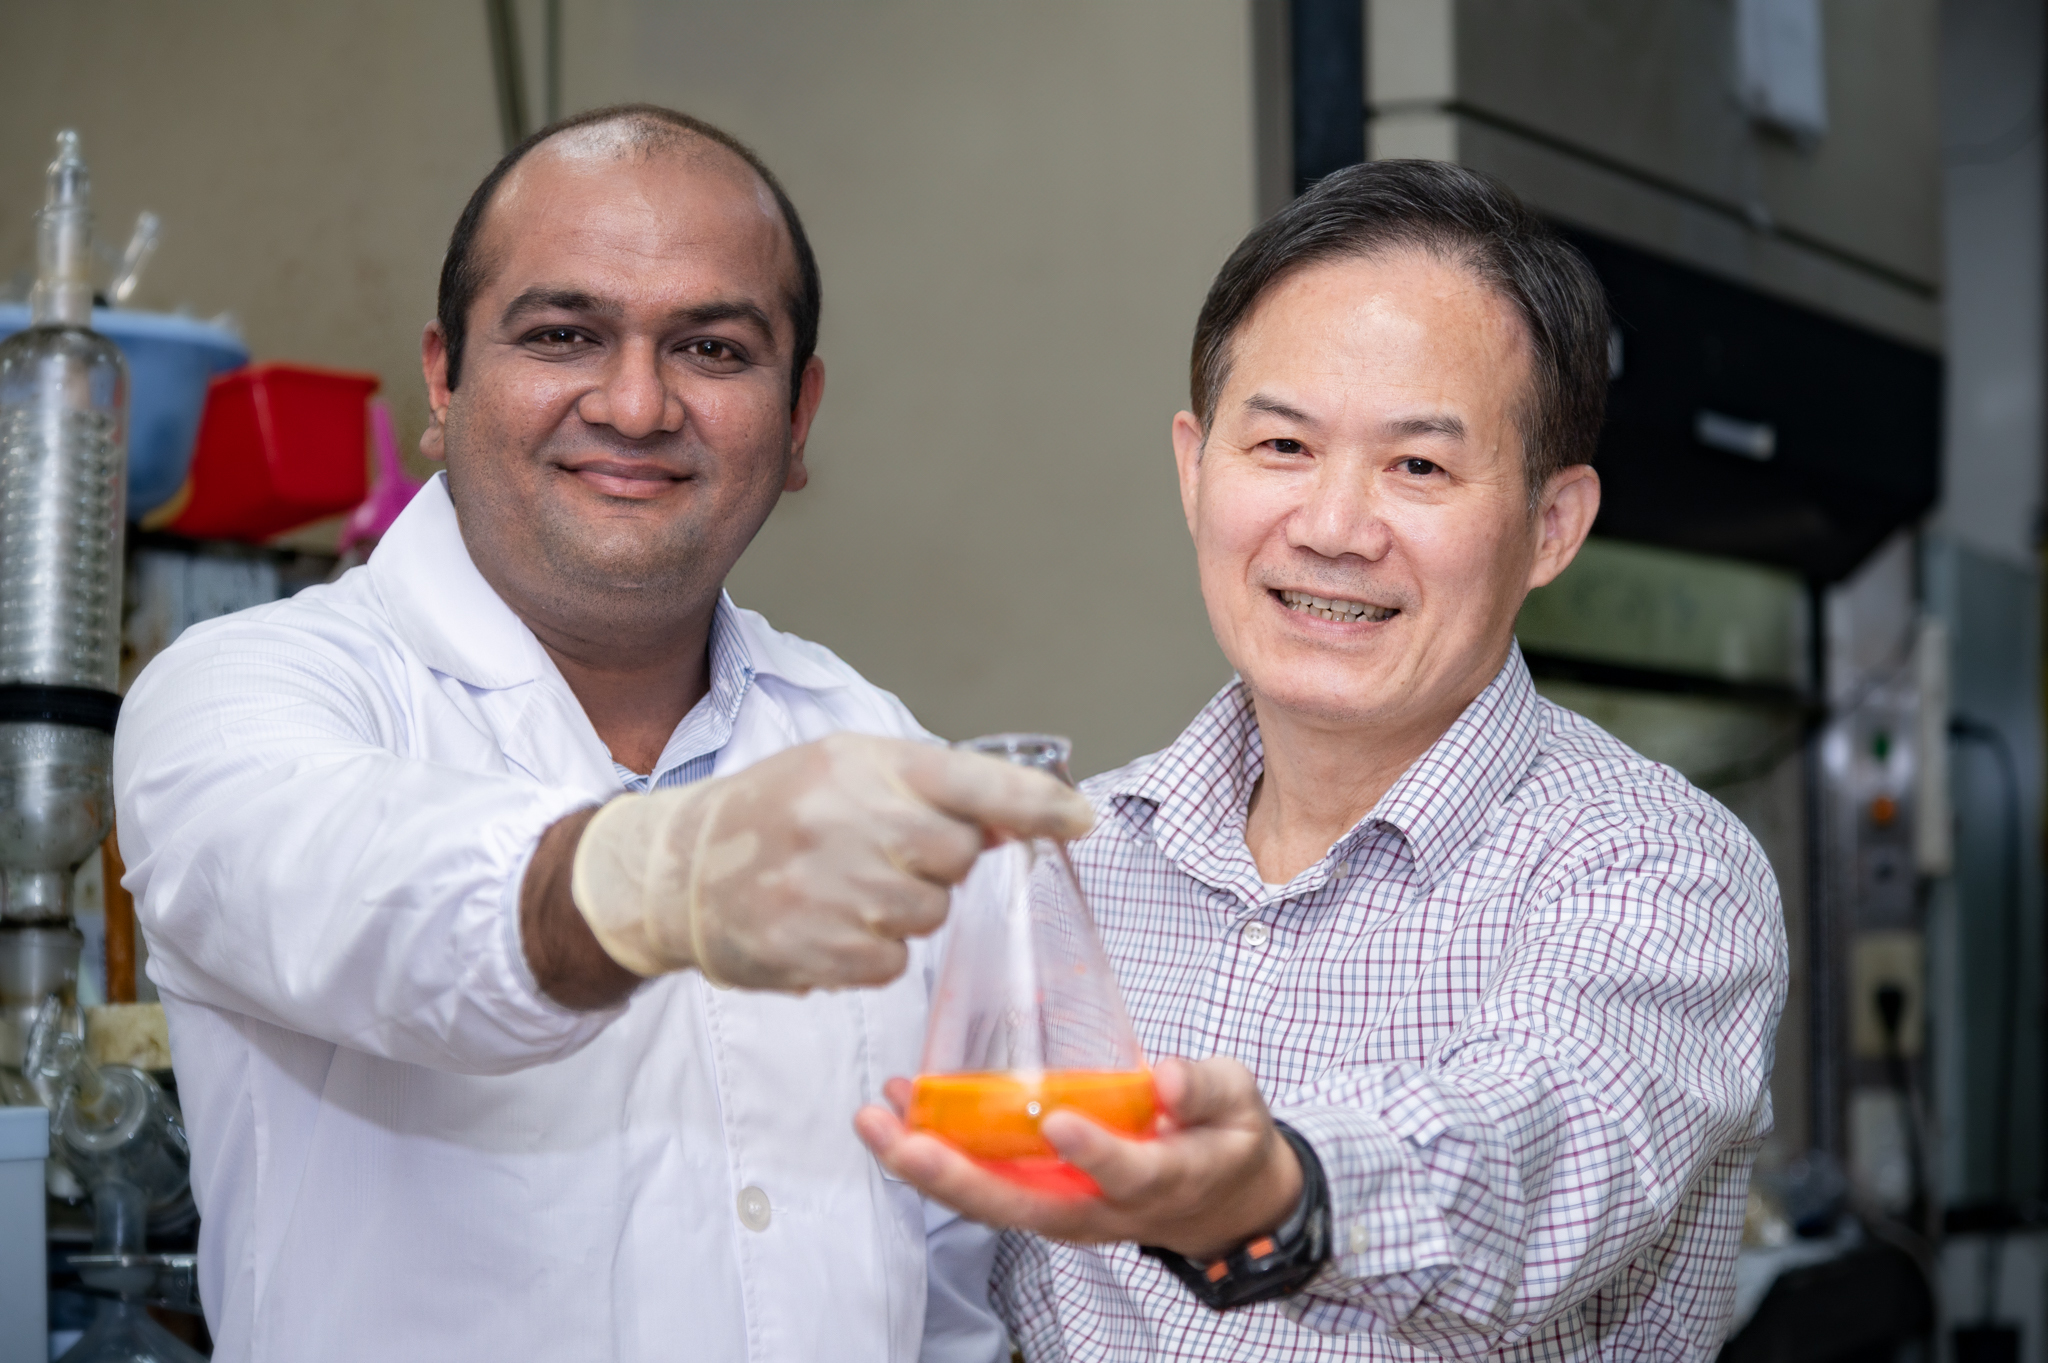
<box><xmin>737</xmin><ymin>1185</ymin><xmax>771</xmax><ymax>1232</ymax></box>
<box><xmin>1240</xmin><ymin>921</ymin><xmax>1270</xmax><ymax>948</ymax></box>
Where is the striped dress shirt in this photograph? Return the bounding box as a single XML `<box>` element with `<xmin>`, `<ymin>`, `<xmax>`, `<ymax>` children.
<box><xmin>995</xmin><ymin>647</ymin><xmax>1787</xmax><ymax>1360</ymax></box>
<box><xmin>609</xmin><ymin>594</ymin><xmax>755</xmax><ymax>793</ymax></box>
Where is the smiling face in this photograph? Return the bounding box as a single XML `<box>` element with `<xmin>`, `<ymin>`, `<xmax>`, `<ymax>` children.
<box><xmin>420</xmin><ymin>127</ymin><xmax>822</xmax><ymax>647</ymax></box>
<box><xmin>1172</xmin><ymin>247</ymin><xmax>1598</xmax><ymax>751</ymax></box>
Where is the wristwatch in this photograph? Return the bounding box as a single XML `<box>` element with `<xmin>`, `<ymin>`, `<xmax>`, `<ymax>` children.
<box><xmin>1139</xmin><ymin>1122</ymin><xmax>1332</xmax><ymax>1311</ymax></box>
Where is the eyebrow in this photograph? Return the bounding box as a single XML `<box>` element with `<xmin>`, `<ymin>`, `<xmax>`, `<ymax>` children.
<box><xmin>675</xmin><ymin>299</ymin><xmax>777</xmax><ymax>337</ymax></box>
<box><xmin>1240</xmin><ymin>393</ymin><xmax>1467</xmax><ymax>443</ymax></box>
<box><xmin>499</xmin><ymin>287</ymin><xmax>616</xmax><ymax>327</ymax></box>
<box><xmin>497</xmin><ymin>288</ymin><xmax>778</xmax><ymax>342</ymax></box>
<box><xmin>1242</xmin><ymin>393</ymin><xmax>1314</xmax><ymax>423</ymax></box>
<box><xmin>1386</xmin><ymin>413</ymin><xmax>1467</xmax><ymax>441</ymax></box>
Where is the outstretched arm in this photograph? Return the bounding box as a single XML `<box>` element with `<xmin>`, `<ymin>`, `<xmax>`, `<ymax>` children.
<box><xmin>859</xmin><ymin>813</ymin><xmax>1785</xmax><ymax>1347</ymax></box>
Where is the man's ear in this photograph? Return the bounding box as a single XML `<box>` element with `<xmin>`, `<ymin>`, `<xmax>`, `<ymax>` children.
<box><xmin>1527</xmin><ymin>463</ymin><xmax>1601</xmax><ymax>591</ymax></box>
<box><xmin>784</xmin><ymin>354</ymin><xmax>826</xmax><ymax>493</ymax></box>
<box><xmin>1171</xmin><ymin>410</ymin><xmax>1206</xmax><ymax>542</ymax></box>
<box><xmin>420</xmin><ymin>321</ymin><xmax>453</xmax><ymax>463</ymax></box>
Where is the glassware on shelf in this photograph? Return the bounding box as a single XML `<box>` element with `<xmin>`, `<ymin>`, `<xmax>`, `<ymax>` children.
<box><xmin>908</xmin><ymin>734</ymin><xmax>1153</xmax><ymax>1196</ymax></box>
<box><xmin>27</xmin><ymin>1000</ymin><xmax>202</xmax><ymax>1363</ymax></box>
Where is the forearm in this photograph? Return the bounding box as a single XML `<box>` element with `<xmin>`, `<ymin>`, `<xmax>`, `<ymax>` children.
<box><xmin>1271</xmin><ymin>1035</ymin><xmax>1765</xmax><ymax>1345</ymax></box>
<box><xmin>1274</xmin><ymin>1064</ymin><xmax>1641</xmax><ymax>1337</ymax></box>
<box><xmin>519</xmin><ymin>806</ymin><xmax>639</xmax><ymax>1009</ymax></box>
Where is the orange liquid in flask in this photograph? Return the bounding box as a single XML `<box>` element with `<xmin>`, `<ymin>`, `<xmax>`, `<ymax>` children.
<box><xmin>908</xmin><ymin>1069</ymin><xmax>1156</xmax><ymax>1196</ymax></box>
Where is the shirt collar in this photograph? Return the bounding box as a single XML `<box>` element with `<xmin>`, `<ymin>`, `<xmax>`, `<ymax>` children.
<box><xmin>1105</xmin><ymin>645</ymin><xmax>1545</xmax><ymax>892</ymax></box>
<box><xmin>1368</xmin><ymin>645</ymin><xmax>1545</xmax><ymax>885</ymax></box>
<box><xmin>367</xmin><ymin>472</ymin><xmax>850</xmax><ymax>695</ymax></box>
<box><xmin>614</xmin><ymin>596</ymin><xmax>755</xmax><ymax>786</ymax></box>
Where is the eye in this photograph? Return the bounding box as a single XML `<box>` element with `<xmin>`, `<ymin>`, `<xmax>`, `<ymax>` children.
<box><xmin>1399</xmin><ymin>457</ymin><xmax>1441</xmax><ymax>476</ymax></box>
<box><xmin>524</xmin><ymin>326</ymin><xmax>589</xmax><ymax>350</ymax></box>
<box><xmin>1268</xmin><ymin>438</ymin><xmax>1305</xmax><ymax>455</ymax></box>
<box><xmin>679</xmin><ymin>337</ymin><xmax>751</xmax><ymax>373</ymax></box>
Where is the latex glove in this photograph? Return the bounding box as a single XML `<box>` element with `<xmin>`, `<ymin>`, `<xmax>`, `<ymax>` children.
<box><xmin>569</xmin><ymin>733</ymin><xmax>1095</xmax><ymax>991</ymax></box>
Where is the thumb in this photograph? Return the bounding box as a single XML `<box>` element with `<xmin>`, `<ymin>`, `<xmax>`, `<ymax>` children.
<box><xmin>902</xmin><ymin>745</ymin><xmax>1096</xmax><ymax>842</ymax></box>
<box><xmin>1155</xmin><ymin>1056</ymin><xmax>1255</xmax><ymax>1130</ymax></box>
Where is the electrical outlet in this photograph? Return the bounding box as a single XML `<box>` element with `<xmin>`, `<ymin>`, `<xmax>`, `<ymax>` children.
<box><xmin>1851</xmin><ymin>930</ymin><xmax>1923</xmax><ymax>1058</ymax></box>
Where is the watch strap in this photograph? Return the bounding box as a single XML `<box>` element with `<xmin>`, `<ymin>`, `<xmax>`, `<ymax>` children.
<box><xmin>1139</xmin><ymin>1121</ymin><xmax>1332</xmax><ymax>1311</ymax></box>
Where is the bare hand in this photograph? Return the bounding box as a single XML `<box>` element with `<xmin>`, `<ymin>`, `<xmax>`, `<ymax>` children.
<box><xmin>854</xmin><ymin>1056</ymin><xmax>1301</xmax><ymax>1262</ymax></box>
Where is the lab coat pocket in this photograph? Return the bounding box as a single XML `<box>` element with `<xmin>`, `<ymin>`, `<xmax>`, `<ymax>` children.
<box><xmin>860</xmin><ymin>969</ymin><xmax>929</xmax><ymax>1182</ymax></box>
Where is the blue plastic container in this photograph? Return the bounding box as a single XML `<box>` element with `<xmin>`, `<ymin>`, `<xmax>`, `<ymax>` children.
<box><xmin>0</xmin><ymin>304</ymin><xmax>248</xmax><ymax>518</ymax></box>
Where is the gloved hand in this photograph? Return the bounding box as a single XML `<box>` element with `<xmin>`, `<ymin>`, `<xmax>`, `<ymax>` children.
<box><xmin>569</xmin><ymin>733</ymin><xmax>1095</xmax><ymax>992</ymax></box>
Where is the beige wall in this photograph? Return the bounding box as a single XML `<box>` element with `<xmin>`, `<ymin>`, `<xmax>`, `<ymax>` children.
<box><xmin>0</xmin><ymin>1</ymin><xmax>1254</xmax><ymax>775</ymax></box>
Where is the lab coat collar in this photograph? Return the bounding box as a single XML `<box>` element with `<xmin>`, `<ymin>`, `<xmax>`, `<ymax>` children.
<box><xmin>368</xmin><ymin>474</ymin><xmax>550</xmax><ymax>690</ymax></box>
<box><xmin>368</xmin><ymin>473</ymin><xmax>851</xmax><ymax>696</ymax></box>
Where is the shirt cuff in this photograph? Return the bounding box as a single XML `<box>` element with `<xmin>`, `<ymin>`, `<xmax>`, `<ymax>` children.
<box><xmin>455</xmin><ymin>791</ymin><xmax>624</xmax><ymax>1066</ymax></box>
<box><xmin>1270</xmin><ymin>1102</ymin><xmax>1458</xmax><ymax>1329</ymax></box>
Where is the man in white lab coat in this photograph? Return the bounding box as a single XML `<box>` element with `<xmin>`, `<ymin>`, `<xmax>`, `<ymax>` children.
<box><xmin>111</xmin><ymin>104</ymin><xmax>1089</xmax><ymax>1362</ymax></box>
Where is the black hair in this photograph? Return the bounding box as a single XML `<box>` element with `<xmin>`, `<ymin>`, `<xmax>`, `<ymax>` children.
<box><xmin>436</xmin><ymin>103</ymin><xmax>821</xmax><ymax>410</ymax></box>
<box><xmin>1190</xmin><ymin>160</ymin><xmax>1609</xmax><ymax>492</ymax></box>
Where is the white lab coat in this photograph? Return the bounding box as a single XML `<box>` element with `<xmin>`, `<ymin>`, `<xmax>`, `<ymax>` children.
<box><xmin>112</xmin><ymin>476</ymin><xmax>1003</xmax><ymax>1363</ymax></box>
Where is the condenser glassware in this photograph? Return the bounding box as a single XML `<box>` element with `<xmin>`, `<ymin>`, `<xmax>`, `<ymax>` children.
<box><xmin>0</xmin><ymin>130</ymin><xmax>127</xmax><ymax>942</ymax></box>
<box><xmin>908</xmin><ymin>734</ymin><xmax>1153</xmax><ymax>1196</ymax></box>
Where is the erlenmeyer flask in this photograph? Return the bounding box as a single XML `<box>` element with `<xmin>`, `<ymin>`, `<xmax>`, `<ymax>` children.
<box><xmin>908</xmin><ymin>734</ymin><xmax>1153</xmax><ymax>1196</ymax></box>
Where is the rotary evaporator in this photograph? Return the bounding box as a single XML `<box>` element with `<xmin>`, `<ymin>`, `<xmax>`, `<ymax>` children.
<box><xmin>0</xmin><ymin>130</ymin><xmax>127</xmax><ymax>1082</ymax></box>
<box><xmin>0</xmin><ymin>133</ymin><xmax>201</xmax><ymax>1363</ymax></box>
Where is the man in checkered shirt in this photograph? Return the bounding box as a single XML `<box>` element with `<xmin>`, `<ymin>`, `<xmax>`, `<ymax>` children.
<box><xmin>860</xmin><ymin>160</ymin><xmax>1788</xmax><ymax>1358</ymax></box>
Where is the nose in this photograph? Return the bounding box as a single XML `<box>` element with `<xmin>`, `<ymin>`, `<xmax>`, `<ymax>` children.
<box><xmin>577</xmin><ymin>337</ymin><xmax>684</xmax><ymax>439</ymax></box>
<box><xmin>1290</xmin><ymin>454</ymin><xmax>1392</xmax><ymax>563</ymax></box>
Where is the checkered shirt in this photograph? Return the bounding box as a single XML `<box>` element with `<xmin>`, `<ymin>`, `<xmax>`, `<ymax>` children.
<box><xmin>994</xmin><ymin>646</ymin><xmax>1787</xmax><ymax>1361</ymax></box>
<box><xmin>609</xmin><ymin>594</ymin><xmax>754</xmax><ymax>793</ymax></box>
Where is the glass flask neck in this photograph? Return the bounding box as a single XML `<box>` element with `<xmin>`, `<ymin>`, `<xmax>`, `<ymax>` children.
<box><xmin>30</xmin><ymin>130</ymin><xmax>94</xmax><ymax>328</ymax></box>
<box><xmin>957</xmin><ymin>733</ymin><xmax>1074</xmax><ymax>787</ymax></box>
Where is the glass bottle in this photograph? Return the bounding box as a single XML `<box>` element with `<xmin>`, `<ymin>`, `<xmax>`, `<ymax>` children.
<box><xmin>908</xmin><ymin>734</ymin><xmax>1153</xmax><ymax>1196</ymax></box>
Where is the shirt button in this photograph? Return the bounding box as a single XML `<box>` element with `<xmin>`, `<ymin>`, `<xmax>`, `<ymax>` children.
<box><xmin>1349</xmin><ymin>1223</ymin><xmax>1368</xmax><ymax>1254</ymax></box>
<box><xmin>1240</xmin><ymin>921</ymin><xmax>1270</xmax><ymax>948</ymax></box>
<box><xmin>737</xmin><ymin>1185</ymin><xmax>772</xmax><ymax>1232</ymax></box>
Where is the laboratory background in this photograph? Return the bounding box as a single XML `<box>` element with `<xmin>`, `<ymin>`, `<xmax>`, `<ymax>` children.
<box><xmin>0</xmin><ymin>0</ymin><xmax>2039</xmax><ymax>1359</ymax></box>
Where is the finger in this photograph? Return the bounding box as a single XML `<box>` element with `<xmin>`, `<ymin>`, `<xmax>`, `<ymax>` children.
<box><xmin>1151</xmin><ymin>1056</ymin><xmax>1192</xmax><ymax>1127</ymax></box>
<box><xmin>1040</xmin><ymin>1110</ymin><xmax>1165</xmax><ymax>1205</ymax></box>
<box><xmin>901</xmin><ymin>746</ymin><xmax>1096</xmax><ymax>843</ymax></box>
<box><xmin>845</xmin><ymin>872</ymin><xmax>951</xmax><ymax>941</ymax></box>
<box><xmin>854</xmin><ymin>1103</ymin><xmax>911</xmax><ymax>1159</ymax></box>
<box><xmin>814</xmin><ymin>934</ymin><xmax>911</xmax><ymax>989</ymax></box>
<box><xmin>1155</xmin><ymin>1056</ymin><xmax>1251</xmax><ymax>1128</ymax></box>
<box><xmin>733</xmin><ymin>923</ymin><xmax>907</xmax><ymax>991</ymax></box>
<box><xmin>880</xmin><ymin>796</ymin><xmax>989</xmax><ymax>885</ymax></box>
<box><xmin>853</xmin><ymin>1109</ymin><xmax>1000</xmax><ymax>1200</ymax></box>
<box><xmin>881</xmin><ymin>1076</ymin><xmax>914</xmax><ymax>1116</ymax></box>
<box><xmin>860</xmin><ymin>1120</ymin><xmax>1121</xmax><ymax>1239</ymax></box>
